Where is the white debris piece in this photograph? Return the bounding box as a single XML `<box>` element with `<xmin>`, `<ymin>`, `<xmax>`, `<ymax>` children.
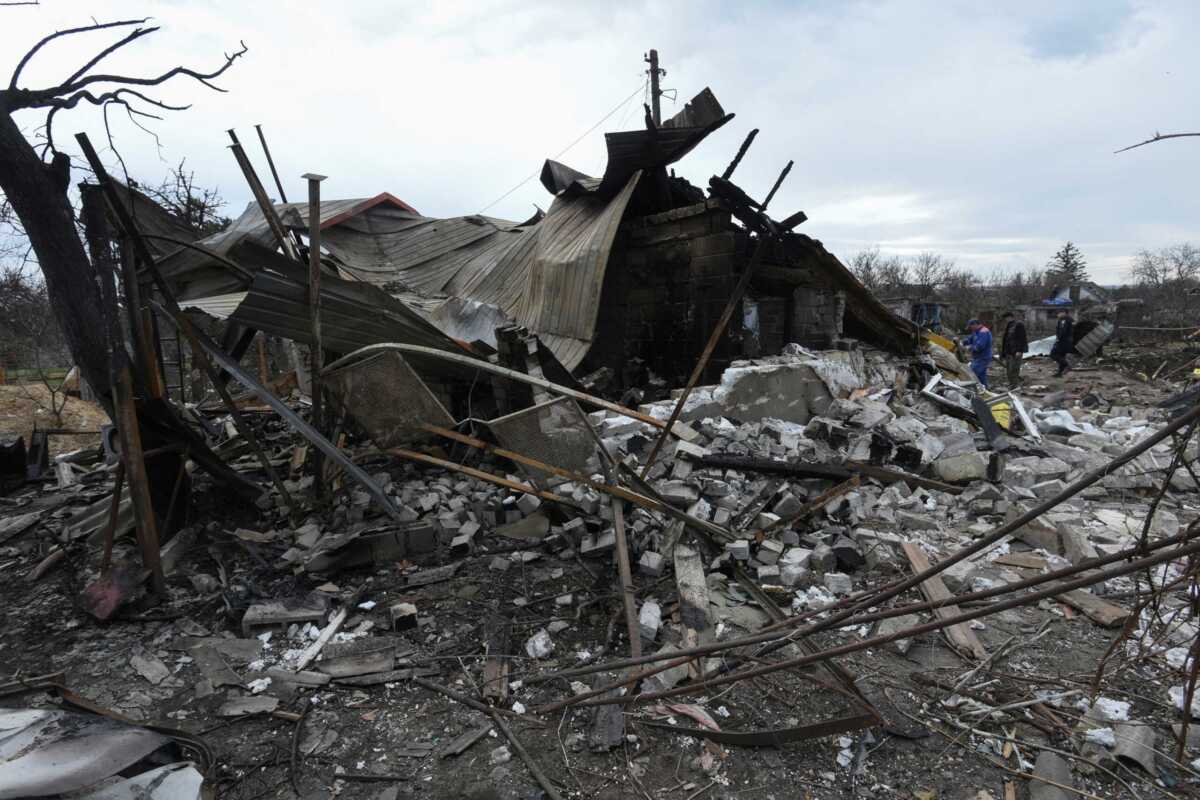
<box><xmin>247</xmin><ymin>677</ymin><xmax>272</xmax><ymax>694</ymax></box>
<box><xmin>1093</xmin><ymin>697</ymin><xmax>1131</xmax><ymax>722</ymax></box>
<box><xmin>525</xmin><ymin>628</ymin><xmax>555</xmax><ymax>659</ymax></box>
<box><xmin>1083</xmin><ymin>727</ymin><xmax>1116</xmax><ymax>747</ymax></box>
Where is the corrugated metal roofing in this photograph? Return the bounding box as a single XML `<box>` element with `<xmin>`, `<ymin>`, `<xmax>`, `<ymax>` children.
<box><xmin>152</xmin><ymin>88</ymin><xmax>729</xmax><ymax>368</ymax></box>
<box><xmin>155</xmin><ymin>194</ymin><xmax>419</xmax><ymax>299</ymax></box>
<box><xmin>180</xmin><ymin>292</ymin><xmax>247</xmax><ymax>320</ymax></box>
<box><xmin>224</xmin><ymin>243</ymin><xmax>461</xmax><ymax>356</ymax></box>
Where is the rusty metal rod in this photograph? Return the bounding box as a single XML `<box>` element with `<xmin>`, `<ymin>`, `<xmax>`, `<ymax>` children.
<box><xmin>76</xmin><ymin>133</ymin><xmax>295</xmax><ymax>513</ymax></box>
<box><xmin>529</xmin><ymin>522</ymin><xmax>1199</xmax><ymax>688</ymax></box>
<box><xmin>385</xmin><ymin>448</ymin><xmax>583</xmax><ymax>511</ymax></box>
<box><xmin>325</xmin><ymin>344</ymin><xmax>680</xmax><ymax>435</ymax></box>
<box><xmin>228</xmin><ymin>140</ymin><xmax>299</xmax><ymax>261</ymax></box>
<box><xmin>537</xmin><ymin>534</ymin><xmax>1200</xmax><ymax>713</ymax></box>
<box><xmin>254</xmin><ymin>124</ymin><xmax>289</xmax><ymax>204</ymax></box>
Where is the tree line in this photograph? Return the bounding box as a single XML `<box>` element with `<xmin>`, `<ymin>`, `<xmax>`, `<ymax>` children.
<box><xmin>848</xmin><ymin>240</ymin><xmax>1200</xmax><ymax>328</ymax></box>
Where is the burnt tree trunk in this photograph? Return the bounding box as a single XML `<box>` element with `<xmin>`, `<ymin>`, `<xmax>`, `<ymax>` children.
<box><xmin>0</xmin><ymin>97</ymin><xmax>111</xmax><ymax>412</ymax></box>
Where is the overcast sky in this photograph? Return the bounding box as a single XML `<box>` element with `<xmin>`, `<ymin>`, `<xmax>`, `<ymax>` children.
<box><xmin>5</xmin><ymin>0</ymin><xmax>1200</xmax><ymax>284</ymax></box>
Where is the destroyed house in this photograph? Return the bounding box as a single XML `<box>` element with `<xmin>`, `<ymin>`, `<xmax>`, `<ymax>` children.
<box><xmin>91</xmin><ymin>88</ymin><xmax>916</xmax><ymax>407</ymax></box>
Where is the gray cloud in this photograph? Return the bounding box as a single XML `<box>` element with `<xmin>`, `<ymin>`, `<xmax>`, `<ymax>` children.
<box><xmin>3</xmin><ymin>0</ymin><xmax>1198</xmax><ymax>286</ymax></box>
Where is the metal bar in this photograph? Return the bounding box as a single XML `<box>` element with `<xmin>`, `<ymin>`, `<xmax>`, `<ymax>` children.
<box><xmin>557</xmin><ymin>532</ymin><xmax>1200</xmax><ymax>712</ymax></box>
<box><xmin>228</xmin><ymin>141</ymin><xmax>299</xmax><ymax>261</ymax></box>
<box><xmin>529</xmin><ymin>522</ymin><xmax>1199</xmax><ymax>692</ymax></box>
<box><xmin>304</xmin><ymin>173</ymin><xmax>328</xmax><ymax>487</ymax></box>
<box><xmin>325</xmin><ymin>344</ymin><xmax>684</xmax><ymax>435</ymax></box>
<box><xmin>720</xmin><ymin>128</ymin><xmax>759</xmax><ymax>180</ymax></box>
<box><xmin>639</xmin><ymin>235</ymin><xmax>771</xmax><ymax>477</ymax></box>
<box><xmin>385</xmin><ymin>447</ymin><xmax>582</xmax><ymax>511</ymax></box>
<box><xmin>640</xmin><ymin>713</ymin><xmax>876</xmax><ymax>747</ymax></box>
<box><xmin>420</xmin><ymin>423</ymin><xmax>663</xmax><ymax>511</ymax></box>
<box><xmin>255</xmin><ymin>124</ymin><xmax>289</xmax><ymax>204</ymax></box>
<box><xmin>172</xmin><ymin>314</ymin><xmax>298</xmax><ymax>516</ymax></box>
<box><xmin>158</xmin><ymin>306</ymin><xmax>404</xmax><ymax>523</ymax></box>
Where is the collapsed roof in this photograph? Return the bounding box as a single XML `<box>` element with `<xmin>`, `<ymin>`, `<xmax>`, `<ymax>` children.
<box><xmin>136</xmin><ymin>87</ymin><xmax>916</xmax><ymax>374</ymax></box>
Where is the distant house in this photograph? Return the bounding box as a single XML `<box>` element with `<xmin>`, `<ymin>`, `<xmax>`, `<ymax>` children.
<box><xmin>1020</xmin><ymin>282</ymin><xmax>1115</xmax><ymax>334</ymax></box>
<box><xmin>1045</xmin><ymin>282</ymin><xmax>1110</xmax><ymax>306</ymax></box>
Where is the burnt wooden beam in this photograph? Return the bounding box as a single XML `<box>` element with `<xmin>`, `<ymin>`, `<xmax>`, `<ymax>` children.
<box><xmin>696</xmin><ymin>454</ymin><xmax>964</xmax><ymax>496</ymax></box>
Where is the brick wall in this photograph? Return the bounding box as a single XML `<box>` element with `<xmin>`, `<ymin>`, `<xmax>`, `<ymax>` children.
<box><xmin>584</xmin><ymin>202</ymin><xmax>744</xmax><ymax>387</ymax></box>
<box><xmin>790</xmin><ymin>287</ymin><xmax>846</xmax><ymax>349</ymax></box>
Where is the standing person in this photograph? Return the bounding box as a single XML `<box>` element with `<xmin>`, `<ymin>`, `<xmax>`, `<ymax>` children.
<box><xmin>1051</xmin><ymin>309</ymin><xmax>1074</xmax><ymax>377</ymax></box>
<box><xmin>964</xmin><ymin>319</ymin><xmax>994</xmax><ymax>389</ymax></box>
<box><xmin>1000</xmin><ymin>311</ymin><xmax>1028</xmax><ymax>388</ymax></box>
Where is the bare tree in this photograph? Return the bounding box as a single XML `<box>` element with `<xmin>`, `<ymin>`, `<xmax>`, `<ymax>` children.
<box><xmin>1130</xmin><ymin>243</ymin><xmax>1200</xmax><ymax>289</ymax></box>
<box><xmin>140</xmin><ymin>158</ymin><xmax>230</xmax><ymax>235</ymax></box>
<box><xmin>0</xmin><ymin>263</ymin><xmax>70</xmax><ymax>424</ymax></box>
<box><xmin>1129</xmin><ymin>243</ymin><xmax>1200</xmax><ymax>322</ymax></box>
<box><xmin>848</xmin><ymin>246</ymin><xmax>911</xmax><ymax>296</ymax></box>
<box><xmin>0</xmin><ymin>17</ymin><xmax>246</xmax><ymax>407</ymax></box>
<box><xmin>909</xmin><ymin>252</ymin><xmax>953</xmax><ymax>301</ymax></box>
<box><xmin>848</xmin><ymin>247</ymin><xmax>883</xmax><ymax>291</ymax></box>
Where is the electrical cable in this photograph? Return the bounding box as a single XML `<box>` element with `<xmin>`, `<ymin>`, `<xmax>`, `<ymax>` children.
<box><xmin>477</xmin><ymin>79</ymin><xmax>647</xmax><ymax>214</ymax></box>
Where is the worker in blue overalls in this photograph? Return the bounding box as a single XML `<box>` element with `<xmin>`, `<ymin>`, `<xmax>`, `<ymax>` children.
<box><xmin>963</xmin><ymin>319</ymin><xmax>993</xmax><ymax>389</ymax></box>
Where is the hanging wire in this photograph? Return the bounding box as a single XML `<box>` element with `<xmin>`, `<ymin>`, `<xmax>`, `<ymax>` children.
<box><xmin>477</xmin><ymin>79</ymin><xmax>648</xmax><ymax>214</ymax></box>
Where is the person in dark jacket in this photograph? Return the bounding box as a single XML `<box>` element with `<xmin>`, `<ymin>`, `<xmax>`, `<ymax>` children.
<box><xmin>1051</xmin><ymin>309</ymin><xmax>1074</xmax><ymax>376</ymax></box>
<box><xmin>1000</xmin><ymin>311</ymin><xmax>1028</xmax><ymax>387</ymax></box>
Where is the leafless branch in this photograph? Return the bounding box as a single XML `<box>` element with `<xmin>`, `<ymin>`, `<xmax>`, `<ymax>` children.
<box><xmin>1115</xmin><ymin>131</ymin><xmax>1200</xmax><ymax>154</ymax></box>
<box><xmin>43</xmin><ymin>87</ymin><xmax>190</xmax><ymax>156</ymax></box>
<box><xmin>8</xmin><ymin>18</ymin><xmax>149</xmax><ymax>91</ymax></box>
<box><xmin>41</xmin><ymin>40</ymin><xmax>248</xmax><ymax>99</ymax></box>
<box><xmin>60</xmin><ymin>24</ymin><xmax>160</xmax><ymax>89</ymax></box>
<box><xmin>5</xmin><ymin>18</ymin><xmax>247</xmax><ymax>158</ymax></box>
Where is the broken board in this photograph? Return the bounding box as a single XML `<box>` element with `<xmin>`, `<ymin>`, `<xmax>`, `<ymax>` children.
<box><xmin>901</xmin><ymin>542</ymin><xmax>988</xmax><ymax>661</ymax></box>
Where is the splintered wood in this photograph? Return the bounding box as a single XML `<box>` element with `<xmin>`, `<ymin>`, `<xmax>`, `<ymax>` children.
<box><xmin>901</xmin><ymin>541</ymin><xmax>988</xmax><ymax>661</ymax></box>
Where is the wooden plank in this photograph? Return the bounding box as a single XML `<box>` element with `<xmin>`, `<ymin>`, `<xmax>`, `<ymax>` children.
<box><xmin>114</xmin><ymin>364</ymin><xmax>165</xmax><ymax>595</ymax></box>
<box><xmin>901</xmin><ymin>542</ymin><xmax>988</xmax><ymax>661</ymax></box>
<box><xmin>1059</xmin><ymin>589</ymin><xmax>1130</xmax><ymax>628</ymax></box>
<box><xmin>992</xmin><ymin>552</ymin><xmax>1048</xmax><ymax>570</ymax></box>
<box><xmin>481</xmin><ymin>615</ymin><xmax>510</xmax><ymax>703</ymax></box>
<box><xmin>673</xmin><ymin>536</ymin><xmax>711</xmax><ymax>680</ymax></box>
<box><xmin>611</xmin><ymin>496</ymin><xmax>641</xmax><ymax>658</ymax></box>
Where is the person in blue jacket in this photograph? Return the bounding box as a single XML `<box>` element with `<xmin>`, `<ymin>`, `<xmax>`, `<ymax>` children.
<box><xmin>963</xmin><ymin>319</ymin><xmax>993</xmax><ymax>389</ymax></box>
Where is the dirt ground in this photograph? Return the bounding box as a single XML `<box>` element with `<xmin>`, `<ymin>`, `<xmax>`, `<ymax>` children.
<box><xmin>0</xmin><ymin>383</ymin><xmax>105</xmax><ymax>456</ymax></box>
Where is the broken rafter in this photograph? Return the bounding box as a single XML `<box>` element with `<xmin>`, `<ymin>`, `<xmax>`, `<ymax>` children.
<box><xmin>75</xmin><ymin>132</ymin><xmax>296</xmax><ymax>514</ymax></box>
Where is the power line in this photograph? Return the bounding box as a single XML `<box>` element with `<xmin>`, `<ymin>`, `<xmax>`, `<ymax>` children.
<box><xmin>478</xmin><ymin>80</ymin><xmax>647</xmax><ymax>215</ymax></box>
